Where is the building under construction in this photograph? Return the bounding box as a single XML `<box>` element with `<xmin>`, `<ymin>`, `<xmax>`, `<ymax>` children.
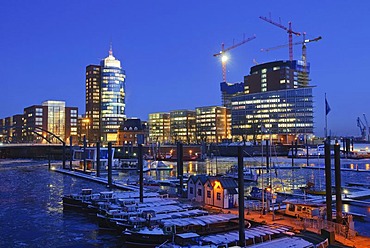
<box><xmin>226</xmin><ymin>60</ymin><xmax>314</xmax><ymax>144</ymax></box>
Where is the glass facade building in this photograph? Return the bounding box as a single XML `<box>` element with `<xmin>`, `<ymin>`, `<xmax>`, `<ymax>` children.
<box><xmin>148</xmin><ymin>112</ymin><xmax>170</xmax><ymax>144</ymax></box>
<box><xmin>220</xmin><ymin>82</ymin><xmax>244</xmax><ymax>109</ymax></box>
<box><xmin>100</xmin><ymin>48</ymin><xmax>126</xmax><ymax>143</ymax></box>
<box><xmin>43</xmin><ymin>100</ymin><xmax>66</xmax><ymax>143</ymax></box>
<box><xmin>195</xmin><ymin>106</ymin><xmax>231</xmax><ymax>143</ymax></box>
<box><xmin>231</xmin><ymin>87</ymin><xmax>314</xmax><ymax>144</ymax></box>
<box><xmin>170</xmin><ymin>110</ymin><xmax>196</xmax><ymax>144</ymax></box>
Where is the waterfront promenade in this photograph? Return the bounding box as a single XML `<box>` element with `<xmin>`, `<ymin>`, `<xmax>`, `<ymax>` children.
<box><xmin>205</xmin><ymin>203</ymin><xmax>370</xmax><ymax>248</ymax></box>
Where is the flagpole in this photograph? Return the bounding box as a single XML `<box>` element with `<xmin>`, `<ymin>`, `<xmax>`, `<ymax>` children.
<box><xmin>325</xmin><ymin>93</ymin><xmax>328</xmax><ymax>138</ymax></box>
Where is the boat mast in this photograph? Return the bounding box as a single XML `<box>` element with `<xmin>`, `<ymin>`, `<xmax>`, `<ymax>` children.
<box><xmin>261</xmin><ymin>139</ymin><xmax>265</xmax><ymax>215</ymax></box>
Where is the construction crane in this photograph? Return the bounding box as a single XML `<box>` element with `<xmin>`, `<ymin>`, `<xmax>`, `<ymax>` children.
<box><xmin>261</xmin><ymin>34</ymin><xmax>322</xmax><ymax>67</ymax></box>
<box><xmin>259</xmin><ymin>15</ymin><xmax>301</xmax><ymax>61</ymax></box>
<box><xmin>357</xmin><ymin>117</ymin><xmax>368</xmax><ymax>141</ymax></box>
<box><xmin>213</xmin><ymin>34</ymin><xmax>256</xmax><ymax>82</ymax></box>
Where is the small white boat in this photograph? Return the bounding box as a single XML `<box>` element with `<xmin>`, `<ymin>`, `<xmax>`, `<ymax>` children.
<box><xmin>151</xmin><ymin>161</ymin><xmax>173</xmax><ymax>171</ymax></box>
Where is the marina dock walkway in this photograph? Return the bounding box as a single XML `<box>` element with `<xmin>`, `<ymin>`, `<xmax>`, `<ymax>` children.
<box><xmin>53</xmin><ymin>167</ymin><xmax>141</xmax><ymax>191</ymax></box>
<box><xmin>216</xmin><ymin>207</ymin><xmax>370</xmax><ymax>248</ymax></box>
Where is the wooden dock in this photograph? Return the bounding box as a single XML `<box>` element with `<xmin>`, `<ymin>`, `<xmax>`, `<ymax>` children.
<box><xmin>53</xmin><ymin>167</ymin><xmax>141</xmax><ymax>191</ymax></box>
<box><xmin>344</xmin><ymin>187</ymin><xmax>370</xmax><ymax>200</ymax></box>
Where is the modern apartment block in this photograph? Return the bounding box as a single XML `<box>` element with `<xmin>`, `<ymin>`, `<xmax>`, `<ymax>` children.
<box><xmin>148</xmin><ymin>112</ymin><xmax>170</xmax><ymax>143</ymax></box>
<box><xmin>230</xmin><ymin>60</ymin><xmax>314</xmax><ymax>144</ymax></box>
<box><xmin>0</xmin><ymin>114</ymin><xmax>23</xmax><ymax>143</ymax></box>
<box><xmin>195</xmin><ymin>106</ymin><xmax>231</xmax><ymax>143</ymax></box>
<box><xmin>85</xmin><ymin>47</ymin><xmax>126</xmax><ymax>145</ymax></box>
<box><xmin>170</xmin><ymin>110</ymin><xmax>196</xmax><ymax>144</ymax></box>
<box><xmin>0</xmin><ymin>100</ymin><xmax>78</xmax><ymax>144</ymax></box>
<box><xmin>25</xmin><ymin>100</ymin><xmax>78</xmax><ymax>144</ymax></box>
<box><xmin>85</xmin><ymin>65</ymin><xmax>101</xmax><ymax>143</ymax></box>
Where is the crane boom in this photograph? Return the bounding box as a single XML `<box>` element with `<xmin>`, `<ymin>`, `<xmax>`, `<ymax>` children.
<box><xmin>214</xmin><ymin>35</ymin><xmax>256</xmax><ymax>56</ymax></box>
<box><xmin>261</xmin><ymin>36</ymin><xmax>322</xmax><ymax>52</ymax></box>
<box><xmin>213</xmin><ymin>34</ymin><xmax>256</xmax><ymax>82</ymax></box>
<box><xmin>363</xmin><ymin>114</ymin><xmax>370</xmax><ymax>141</ymax></box>
<box><xmin>259</xmin><ymin>15</ymin><xmax>301</xmax><ymax>61</ymax></box>
<box><xmin>357</xmin><ymin>117</ymin><xmax>368</xmax><ymax>141</ymax></box>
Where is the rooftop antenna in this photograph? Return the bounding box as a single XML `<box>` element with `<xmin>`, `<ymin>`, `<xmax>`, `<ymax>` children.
<box><xmin>109</xmin><ymin>40</ymin><xmax>113</xmax><ymax>56</ymax></box>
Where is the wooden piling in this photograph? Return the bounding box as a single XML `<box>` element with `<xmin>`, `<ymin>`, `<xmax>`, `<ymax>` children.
<box><xmin>325</xmin><ymin>139</ymin><xmax>332</xmax><ymax>221</ymax></box>
<box><xmin>238</xmin><ymin>146</ymin><xmax>245</xmax><ymax>247</ymax></box>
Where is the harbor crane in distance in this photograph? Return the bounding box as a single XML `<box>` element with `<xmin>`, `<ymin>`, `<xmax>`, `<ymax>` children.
<box><xmin>357</xmin><ymin>117</ymin><xmax>367</xmax><ymax>141</ymax></box>
<box><xmin>259</xmin><ymin>14</ymin><xmax>301</xmax><ymax>61</ymax></box>
<box><xmin>363</xmin><ymin>113</ymin><xmax>370</xmax><ymax>141</ymax></box>
<box><xmin>213</xmin><ymin>34</ymin><xmax>256</xmax><ymax>82</ymax></box>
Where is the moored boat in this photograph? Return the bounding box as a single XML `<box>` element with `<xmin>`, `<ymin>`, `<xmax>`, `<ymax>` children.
<box><xmin>62</xmin><ymin>188</ymin><xmax>100</xmax><ymax>211</ymax></box>
<box><xmin>122</xmin><ymin>213</ymin><xmax>245</xmax><ymax>247</ymax></box>
<box><xmin>225</xmin><ymin>164</ymin><xmax>258</xmax><ymax>182</ymax></box>
<box><xmin>151</xmin><ymin>161</ymin><xmax>173</xmax><ymax>171</ymax></box>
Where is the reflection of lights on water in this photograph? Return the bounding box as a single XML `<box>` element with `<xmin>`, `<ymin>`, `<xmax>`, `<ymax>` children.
<box><xmin>366</xmin><ymin>164</ymin><xmax>370</xmax><ymax>170</ymax></box>
<box><xmin>188</xmin><ymin>162</ymin><xmax>193</xmax><ymax>172</ymax></box>
<box><xmin>350</xmin><ymin>164</ymin><xmax>354</xmax><ymax>170</ymax></box>
<box><xmin>50</xmin><ymin>166</ymin><xmax>56</xmax><ymax>171</ymax></box>
<box><xmin>343</xmin><ymin>204</ymin><xmax>349</xmax><ymax>213</ymax></box>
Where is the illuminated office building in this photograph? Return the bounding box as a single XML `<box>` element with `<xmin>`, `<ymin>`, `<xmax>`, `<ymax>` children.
<box><xmin>43</xmin><ymin>100</ymin><xmax>66</xmax><ymax>142</ymax></box>
<box><xmin>85</xmin><ymin>65</ymin><xmax>101</xmax><ymax>143</ymax></box>
<box><xmin>20</xmin><ymin>100</ymin><xmax>78</xmax><ymax>144</ymax></box>
<box><xmin>220</xmin><ymin>82</ymin><xmax>244</xmax><ymax>109</ymax></box>
<box><xmin>195</xmin><ymin>106</ymin><xmax>231</xmax><ymax>143</ymax></box>
<box><xmin>244</xmin><ymin>60</ymin><xmax>310</xmax><ymax>93</ymax></box>
<box><xmin>230</xmin><ymin>60</ymin><xmax>314</xmax><ymax>144</ymax></box>
<box><xmin>170</xmin><ymin>110</ymin><xmax>196</xmax><ymax>144</ymax></box>
<box><xmin>100</xmin><ymin>47</ymin><xmax>126</xmax><ymax>143</ymax></box>
<box><xmin>85</xmin><ymin>47</ymin><xmax>126</xmax><ymax>144</ymax></box>
<box><xmin>148</xmin><ymin>112</ymin><xmax>170</xmax><ymax>143</ymax></box>
<box><xmin>0</xmin><ymin>115</ymin><xmax>23</xmax><ymax>143</ymax></box>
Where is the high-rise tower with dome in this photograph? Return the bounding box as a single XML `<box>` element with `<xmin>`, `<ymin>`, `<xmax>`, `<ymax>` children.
<box><xmin>85</xmin><ymin>46</ymin><xmax>126</xmax><ymax>144</ymax></box>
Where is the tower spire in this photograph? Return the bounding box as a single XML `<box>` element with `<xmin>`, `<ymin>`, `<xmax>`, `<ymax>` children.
<box><xmin>109</xmin><ymin>41</ymin><xmax>113</xmax><ymax>56</ymax></box>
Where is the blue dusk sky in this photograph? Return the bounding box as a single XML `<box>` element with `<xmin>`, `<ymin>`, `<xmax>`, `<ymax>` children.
<box><xmin>0</xmin><ymin>1</ymin><xmax>369</xmax><ymax>137</ymax></box>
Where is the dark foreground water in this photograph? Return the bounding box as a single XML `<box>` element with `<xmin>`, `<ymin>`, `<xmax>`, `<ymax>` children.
<box><xmin>0</xmin><ymin>158</ymin><xmax>369</xmax><ymax>248</ymax></box>
<box><xmin>0</xmin><ymin>159</ymin><xmax>121</xmax><ymax>248</ymax></box>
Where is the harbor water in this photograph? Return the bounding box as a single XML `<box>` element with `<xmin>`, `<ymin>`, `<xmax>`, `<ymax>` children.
<box><xmin>0</xmin><ymin>157</ymin><xmax>369</xmax><ymax>247</ymax></box>
<box><xmin>0</xmin><ymin>159</ymin><xmax>121</xmax><ymax>248</ymax></box>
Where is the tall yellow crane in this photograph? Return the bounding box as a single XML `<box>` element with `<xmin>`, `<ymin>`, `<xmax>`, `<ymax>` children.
<box><xmin>213</xmin><ymin>34</ymin><xmax>256</xmax><ymax>82</ymax></box>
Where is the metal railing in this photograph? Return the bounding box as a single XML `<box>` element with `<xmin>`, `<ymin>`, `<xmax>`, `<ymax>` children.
<box><xmin>297</xmin><ymin>218</ymin><xmax>357</xmax><ymax>240</ymax></box>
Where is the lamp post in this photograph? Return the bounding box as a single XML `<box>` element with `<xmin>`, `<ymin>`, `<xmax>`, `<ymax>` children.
<box><xmin>82</xmin><ymin>118</ymin><xmax>90</xmax><ymax>146</ymax></box>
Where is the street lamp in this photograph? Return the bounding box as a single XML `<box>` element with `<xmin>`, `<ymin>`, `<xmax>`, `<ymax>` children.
<box><xmin>82</xmin><ymin>118</ymin><xmax>90</xmax><ymax>145</ymax></box>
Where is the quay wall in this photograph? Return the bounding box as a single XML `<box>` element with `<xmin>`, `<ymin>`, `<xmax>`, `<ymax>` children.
<box><xmin>0</xmin><ymin>144</ymin><xmax>289</xmax><ymax>159</ymax></box>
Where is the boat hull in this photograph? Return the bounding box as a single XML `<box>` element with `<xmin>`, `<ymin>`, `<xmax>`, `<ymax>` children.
<box><xmin>122</xmin><ymin>230</ymin><xmax>172</xmax><ymax>248</ymax></box>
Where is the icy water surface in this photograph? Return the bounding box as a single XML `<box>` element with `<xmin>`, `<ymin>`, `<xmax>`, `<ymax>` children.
<box><xmin>0</xmin><ymin>159</ymin><xmax>122</xmax><ymax>247</ymax></box>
